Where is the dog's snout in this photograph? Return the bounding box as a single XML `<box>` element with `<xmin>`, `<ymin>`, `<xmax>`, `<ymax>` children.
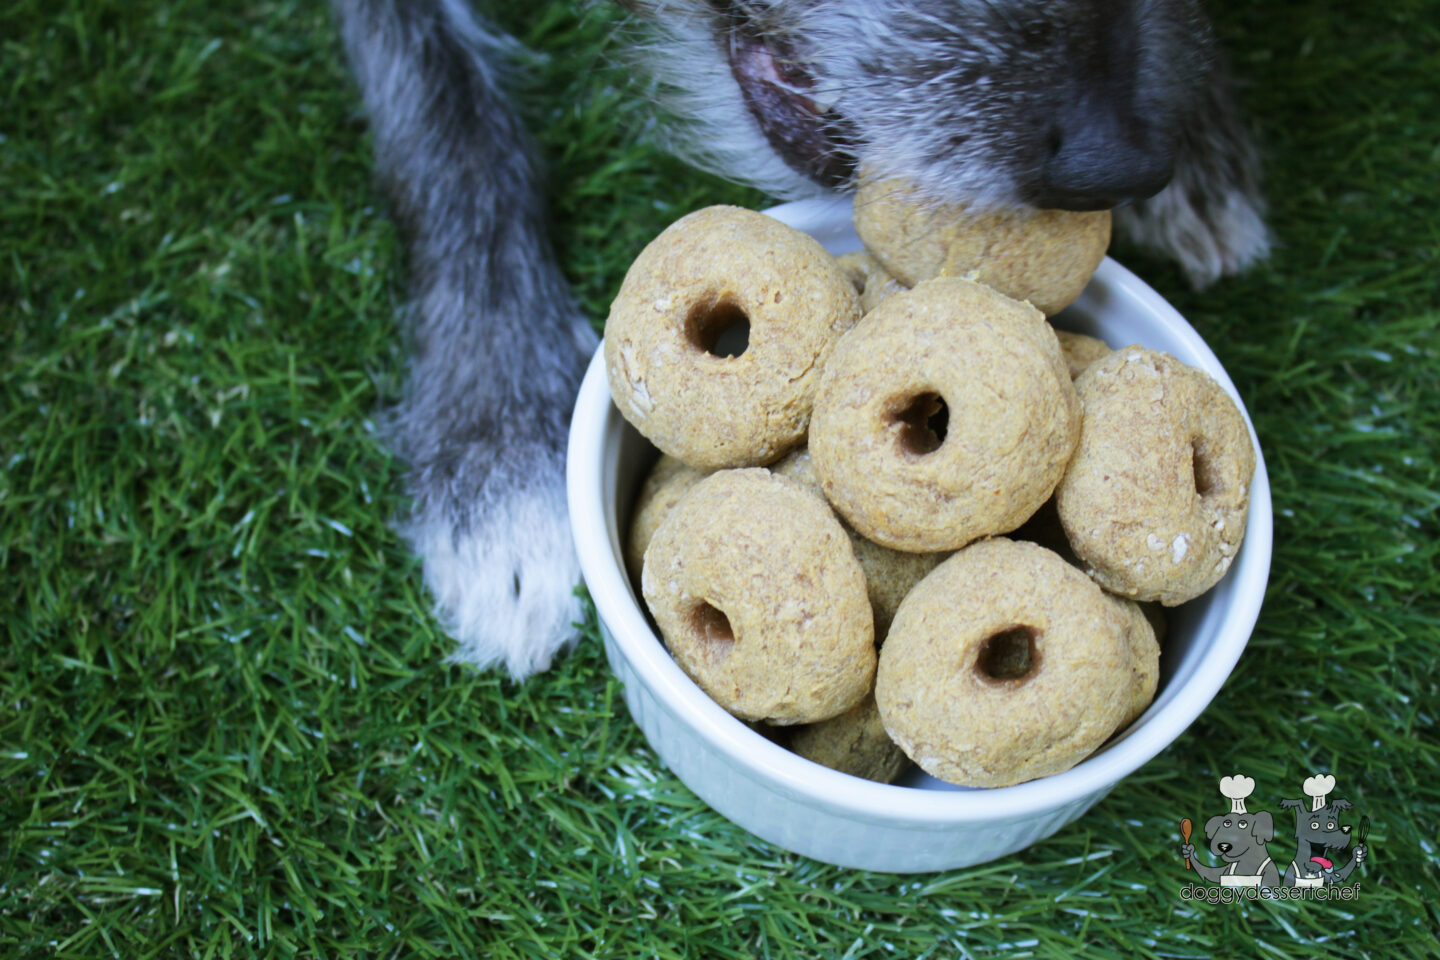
<box><xmin>1032</xmin><ymin>109</ymin><xmax>1175</xmax><ymax>211</ymax></box>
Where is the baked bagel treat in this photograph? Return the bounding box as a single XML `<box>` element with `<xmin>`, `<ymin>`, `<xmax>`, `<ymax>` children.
<box><xmin>875</xmin><ymin>538</ymin><xmax>1134</xmax><ymax>787</ymax></box>
<box><xmin>854</xmin><ymin>174</ymin><xmax>1110</xmax><ymax>316</ymax></box>
<box><xmin>836</xmin><ymin>249</ymin><xmax>909</xmax><ymax>314</ymax></box>
<box><xmin>605</xmin><ymin>206</ymin><xmax>862</xmax><ymax>468</ymax></box>
<box><xmin>624</xmin><ymin>454</ymin><xmax>711</xmax><ymax>586</ymax></box>
<box><xmin>1054</xmin><ymin>329</ymin><xmax>1113</xmax><ymax>380</ymax></box>
<box><xmin>788</xmin><ymin>692</ymin><xmax>911</xmax><ymax>784</ymax></box>
<box><xmin>861</xmin><ymin>270</ymin><xmax>910</xmax><ymax>315</ymax></box>
<box><xmin>1055</xmin><ymin>347</ymin><xmax>1255</xmax><ymax>605</ymax></box>
<box><xmin>810</xmin><ymin>277</ymin><xmax>1081</xmax><ymax>553</ymax></box>
<box><xmin>641</xmin><ymin>469</ymin><xmax>875</xmax><ymax>725</ymax></box>
<box><xmin>1106</xmin><ymin>594</ymin><xmax>1162</xmax><ymax>730</ymax></box>
<box><xmin>836</xmin><ymin>250</ymin><xmax>885</xmax><ymax>292</ymax></box>
<box><xmin>1140</xmin><ymin>601</ymin><xmax>1169</xmax><ymax>646</ymax></box>
<box><xmin>771</xmin><ymin>448</ymin><xmax>945</xmax><ymax>639</ymax></box>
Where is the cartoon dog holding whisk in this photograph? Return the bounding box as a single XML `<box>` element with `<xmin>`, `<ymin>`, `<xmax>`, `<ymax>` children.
<box><xmin>1180</xmin><ymin>773</ymin><xmax>1371</xmax><ymax>889</ymax></box>
<box><xmin>1280</xmin><ymin>774</ymin><xmax>1369</xmax><ymax>887</ymax></box>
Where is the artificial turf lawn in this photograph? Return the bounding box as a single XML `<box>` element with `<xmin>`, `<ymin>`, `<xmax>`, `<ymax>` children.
<box><xmin>3</xmin><ymin>0</ymin><xmax>1438</xmax><ymax>955</ymax></box>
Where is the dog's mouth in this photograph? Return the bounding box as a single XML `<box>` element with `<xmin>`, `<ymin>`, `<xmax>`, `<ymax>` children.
<box><xmin>725</xmin><ymin>26</ymin><xmax>856</xmax><ymax>188</ymax></box>
<box><xmin>1308</xmin><ymin>833</ymin><xmax>1350</xmax><ymax>861</ymax></box>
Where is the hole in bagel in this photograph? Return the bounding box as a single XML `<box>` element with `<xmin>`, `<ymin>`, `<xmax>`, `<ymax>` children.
<box><xmin>892</xmin><ymin>392</ymin><xmax>949</xmax><ymax>456</ymax></box>
<box><xmin>1190</xmin><ymin>438</ymin><xmax>1219</xmax><ymax>498</ymax></box>
<box><xmin>977</xmin><ymin>626</ymin><xmax>1039</xmax><ymax>682</ymax></box>
<box><xmin>686</xmin><ymin>296</ymin><xmax>750</xmax><ymax>358</ymax></box>
<box><xmin>689</xmin><ymin>602</ymin><xmax>735</xmax><ymax>658</ymax></box>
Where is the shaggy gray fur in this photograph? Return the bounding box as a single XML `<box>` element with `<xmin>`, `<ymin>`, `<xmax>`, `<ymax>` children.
<box><xmin>635</xmin><ymin>0</ymin><xmax>1269</xmax><ymax>285</ymax></box>
<box><xmin>333</xmin><ymin>0</ymin><xmax>1268</xmax><ymax>677</ymax></box>
<box><xmin>334</xmin><ymin>0</ymin><xmax>597</xmax><ymax>677</ymax></box>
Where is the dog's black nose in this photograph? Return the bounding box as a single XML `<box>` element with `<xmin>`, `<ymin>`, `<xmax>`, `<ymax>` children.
<box><xmin>1031</xmin><ymin>110</ymin><xmax>1175</xmax><ymax>211</ymax></box>
<box><xmin>1216</xmin><ymin>842</ymin><xmax>1233</xmax><ymax>854</ymax></box>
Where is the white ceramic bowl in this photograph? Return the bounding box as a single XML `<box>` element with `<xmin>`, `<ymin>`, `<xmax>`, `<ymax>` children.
<box><xmin>566</xmin><ymin>196</ymin><xmax>1272</xmax><ymax>873</ymax></box>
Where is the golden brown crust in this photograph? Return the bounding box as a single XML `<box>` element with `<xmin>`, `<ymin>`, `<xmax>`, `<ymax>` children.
<box><xmin>1140</xmin><ymin>601</ymin><xmax>1169</xmax><ymax>646</ymax></box>
<box><xmin>1107</xmin><ymin>594</ymin><xmax>1161</xmax><ymax>730</ymax></box>
<box><xmin>641</xmin><ymin>469</ymin><xmax>876</xmax><ymax>725</ymax></box>
<box><xmin>625</xmin><ymin>454</ymin><xmax>711</xmax><ymax>587</ymax></box>
<box><xmin>770</xmin><ymin>448</ymin><xmax>945</xmax><ymax>639</ymax></box>
<box><xmin>861</xmin><ymin>271</ymin><xmax>909</xmax><ymax>315</ymax></box>
<box><xmin>788</xmin><ymin>693</ymin><xmax>911</xmax><ymax>784</ymax></box>
<box><xmin>836</xmin><ymin>249</ymin><xmax>911</xmax><ymax>314</ymax></box>
<box><xmin>1055</xmin><ymin>347</ymin><xmax>1256</xmax><ymax>605</ymax></box>
<box><xmin>875</xmin><ymin>538</ymin><xmax>1133</xmax><ymax>787</ymax></box>
<box><xmin>854</xmin><ymin>176</ymin><xmax>1110</xmax><ymax>316</ymax></box>
<box><xmin>810</xmin><ymin>277</ymin><xmax>1081</xmax><ymax>552</ymax></box>
<box><xmin>604</xmin><ymin>206</ymin><xmax>861</xmax><ymax>469</ymax></box>
<box><xmin>1054</xmin><ymin>329</ymin><xmax>1114</xmax><ymax>380</ymax></box>
<box><xmin>835</xmin><ymin>250</ymin><xmax>883</xmax><ymax>292</ymax></box>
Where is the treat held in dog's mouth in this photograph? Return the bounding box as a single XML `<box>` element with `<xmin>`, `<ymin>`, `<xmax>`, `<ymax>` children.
<box><xmin>724</xmin><ymin>13</ymin><xmax>1178</xmax><ymax>212</ymax></box>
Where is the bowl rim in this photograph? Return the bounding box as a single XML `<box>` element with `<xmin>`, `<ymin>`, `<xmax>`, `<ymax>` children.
<box><xmin>567</xmin><ymin>197</ymin><xmax>1272</xmax><ymax>825</ymax></box>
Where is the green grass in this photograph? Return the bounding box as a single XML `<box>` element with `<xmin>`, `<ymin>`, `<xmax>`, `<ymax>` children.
<box><xmin>3</xmin><ymin>0</ymin><xmax>1438</xmax><ymax>956</ymax></box>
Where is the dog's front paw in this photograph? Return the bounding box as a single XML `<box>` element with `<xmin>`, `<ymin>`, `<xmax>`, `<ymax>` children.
<box><xmin>1180</xmin><ymin>842</ymin><xmax>1197</xmax><ymax>862</ymax></box>
<box><xmin>400</xmin><ymin>447</ymin><xmax>583</xmax><ymax>680</ymax></box>
<box><xmin>1114</xmin><ymin>62</ymin><xmax>1271</xmax><ymax>288</ymax></box>
<box><xmin>1115</xmin><ymin>176</ymin><xmax>1271</xmax><ymax>289</ymax></box>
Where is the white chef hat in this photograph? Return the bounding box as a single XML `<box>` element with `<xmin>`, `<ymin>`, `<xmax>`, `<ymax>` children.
<box><xmin>1219</xmin><ymin>775</ymin><xmax>1255</xmax><ymax>814</ymax></box>
<box><xmin>1303</xmin><ymin>774</ymin><xmax>1336</xmax><ymax>813</ymax></box>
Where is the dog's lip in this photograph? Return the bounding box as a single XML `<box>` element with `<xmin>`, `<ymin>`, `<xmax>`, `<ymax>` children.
<box><xmin>1026</xmin><ymin>190</ymin><xmax>1129</xmax><ymax>213</ymax></box>
<box><xmin>725</xmin><ymin>27</ymin><xmax>857</xmax><ymax>187</ymax></box>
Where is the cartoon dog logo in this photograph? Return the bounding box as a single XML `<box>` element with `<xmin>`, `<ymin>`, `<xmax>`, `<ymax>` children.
<box><xmin>1280</xmin><ymin>774</ymin><xmax>1369</xmax><ymax>886</ymax></box>
<box><xmin>1179</xmin><ymin>775</ymin><xmax>1279</xmax><ymax>887</ymax></box>
<box><xmin>1179</xmin><ymin>773</ymin><xmax>1370</xmax><ymax>890</ymax></box>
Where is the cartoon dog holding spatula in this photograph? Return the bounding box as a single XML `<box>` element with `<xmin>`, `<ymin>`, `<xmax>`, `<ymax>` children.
<box><xmin>1179</xmin><ymin>773</ymin><xmax>1370</xmax><ymax>889</ymax></box>
<box><xmin>1179</xmin><ymin>774</ymin><xmax>1280</xmax><ymax>888</ymax></box>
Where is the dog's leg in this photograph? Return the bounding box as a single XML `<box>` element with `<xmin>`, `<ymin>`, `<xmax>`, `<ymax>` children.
<box><xmin>333</xmin><ymin>0</ymin><xmax>597</xmax><ymax>677</ymax></box>
<box><xmin>1114</xmin><ymin>58</ymin><xmax>1270</xmax><ymax>288</ymax></box>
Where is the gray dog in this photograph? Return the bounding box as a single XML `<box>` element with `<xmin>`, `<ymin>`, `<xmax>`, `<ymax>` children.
<box><xmin>1280</xmin><ymin>774</ymin><xmax>1367</xmax><ymax>886</ymax></box>
<box><xmin>1180</xmin><ymin>774</ymin><xmax>1280</xmax><ymax>887</ymax></box>
<box><xmin>1180</xmin><ymin>810</ymin><xmax>1280</xmax><ymax>888</ymax></box>
<box><xmin>331</xmin><ymin>0</ymin><xmax>1269</xmax><ymax>676</ymax></box>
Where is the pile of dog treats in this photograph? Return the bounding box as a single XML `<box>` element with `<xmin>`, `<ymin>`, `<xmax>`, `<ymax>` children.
<box><xmin>603</xmin><ymin>178</ymin><xmax>1255</xmax><ymax>788</ymax></box>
